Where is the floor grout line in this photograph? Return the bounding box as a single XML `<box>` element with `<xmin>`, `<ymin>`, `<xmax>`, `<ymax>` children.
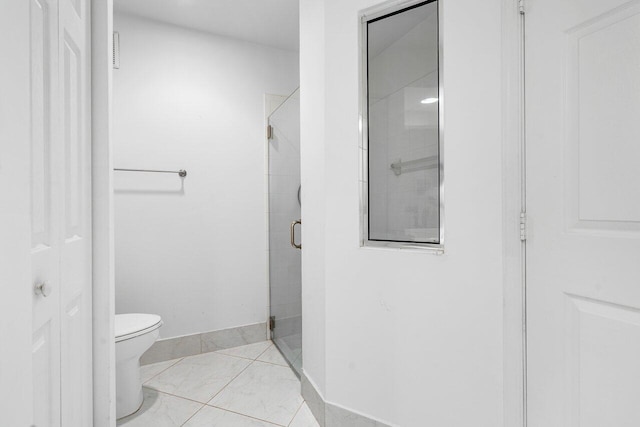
<box><xmin>131</xmin><ymin>341</ymin><xmax>304</xmax><ymax>427</ymax></box>
<box><xmin>204</xmin><ymin>360</ymin><xmax>303</xmax><ymax>427</ymax></box>
<box><xmin>144</xmin><ymin>342</ymin><xmax>280</xmax><ymax>405</ymax></box>
<box><xmin>210</xmin><ymin>340</ymin><xmax>274</xmax><ymax>362</ymax></box>
<box><xmin>213</xmin><ymin>352</ymin><xmax>262</xmax><ymax>363</ymax></box>
<box><xmin>179</xmin><ymin>403</ymin><xmax>207</xmax><ymax>427</ymax></box>
<box><xmin>255</xmin><ymin>343</ymin><xmax>298</xmax><ymax>367</ymax></box>
<box><xmin>287</xmin><ymin>400</ymin><xmax>306</xmax><ymax>427</ymax></box>
<box><xmin>251</xmin><ymin>358</ymin><xmax>294</xmax><ymax>369</ymax></box>
<box><xmin>205</xmin><ymin>358</ymin><xmax>257</xmax><ymax>404</ymax></box>
<box><xmin>255</xmin><ymin>342</ymin><xmax>275</xmax><ymax>359</ymax></box>
<box><xmin>141</xmin><ymin>357</ymin><xmax>184</xmax><ymax>385</ymax></box>
<box><xmin>207</xmin><ymin>403</ymin><xmax>286</xmax><ymax>426</ymax></box>
<box><xmin>145</xmin><ymin>342</ymin><xmax>271</xmax><ymax>388</ymax></box>
<box><xmin>144</xmin><ymin>339</ymin><xmax>274</xmax><ymax>368</ymax></box>
<box><xmin>143</xmin><ymin>356</ymin><xmax>256</xmax><ymax>405</ymax></box>
<box><xmin>143</xmin><ymin>387</ymin><xmax>212</xmax><ymax>406</ymax></box>
<box><xmin>118</xmin><ymin>388</ymin><xmax>205</xmax><ymax>427</ymax></box>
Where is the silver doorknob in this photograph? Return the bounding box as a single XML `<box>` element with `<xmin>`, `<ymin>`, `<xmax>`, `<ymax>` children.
<box><xmin>34</xmin><ymin>282</ymin><xmax>52</xmax><ymax>297</ymax></box>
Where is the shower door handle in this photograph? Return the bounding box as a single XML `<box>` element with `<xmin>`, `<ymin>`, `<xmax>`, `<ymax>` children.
<box><xmin>290</xmin><ymin>219</ymin><xmax>302</xmax><ymax>250</ymax></box>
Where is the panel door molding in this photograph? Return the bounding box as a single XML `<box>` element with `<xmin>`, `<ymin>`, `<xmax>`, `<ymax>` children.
<box><xmin>526</xmin><ymin>0</ymin><xmax>640</xmax><ymax>426</ymax></box>
<box><xmin>30</xmin><ymin>0</ymin><xmax>92</xmax><ymax>425</ymax></box>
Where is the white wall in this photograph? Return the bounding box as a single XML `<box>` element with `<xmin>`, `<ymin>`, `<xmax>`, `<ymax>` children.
<box><xmin>113</xmin><ymin>13</ymin><xmax>299</xmax><ymax>339</ymax></box>
<box><xmin>300</xmin><ymin>0</ymin><xmax>506</xmax><ymax>425</ymax></box>
<box><xmin>300</xmin><ymin>0</ymin><xmax>327</xmax><ymax>395</ymax></box>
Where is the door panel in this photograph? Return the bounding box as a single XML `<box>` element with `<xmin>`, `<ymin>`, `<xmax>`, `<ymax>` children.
<box><xmin>31</xmin><ymin>0</ymin><xmax>61</xmax><ymax>425</ymax></box>
<box><xmin>268</xmin><ymin>89</ymin><xmax>302</xmax><ymax>374</ymax></box>
<box><xmin>526</xmin><ymin>0</ymin><xmax>640</xmax><ymax>426</ymax></box>
<box><xmin>59</xmin><ymin>0</ymin><xmax>92</xmax><ymax>424</ymax></box>
<box><xmin>30</xmin><ymin>0</ymin><xmax>92</xmax><ymax>425</ymax></box>
<box><xmin>566</xmin><ymin>3</ymin><xmax>640</xmax><ymax>233</ymax></box>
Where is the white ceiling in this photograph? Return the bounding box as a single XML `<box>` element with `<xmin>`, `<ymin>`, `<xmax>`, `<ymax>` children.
<box><xmin>114</xmin><ymin>0</ymin><xmax>299</xmax><ymax>51</ymax></box>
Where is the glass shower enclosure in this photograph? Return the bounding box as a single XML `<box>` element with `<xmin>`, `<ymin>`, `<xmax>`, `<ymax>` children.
<box><xmin>267</xmin><ymin>88</ymin><xmax>302</xmax><ymax>375</ymax></box>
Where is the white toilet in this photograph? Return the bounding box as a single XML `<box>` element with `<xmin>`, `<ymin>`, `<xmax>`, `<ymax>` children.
<box><xmin>115</xmin><ymin>313</ymin><xmax>163</xmax><ymax>419</ymax></box>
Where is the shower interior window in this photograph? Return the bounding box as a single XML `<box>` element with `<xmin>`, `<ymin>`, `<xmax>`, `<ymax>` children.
<box><xmin>360</xmin><ymin>0</ymin><xmax>444</xmax><ymax>250</ymax></box>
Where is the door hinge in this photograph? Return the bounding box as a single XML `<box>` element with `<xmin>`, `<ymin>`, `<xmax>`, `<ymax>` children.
<box><xmin>520</xmin><ymin>211</ymin><xmax>527</xmax><ymax>241</ymax></box>
<box><xmin>113</xmin><ymin>32</ymin><xmax>120</xmax><ymax>69</ymax></box>
<box><xmin>518</xmin><ymin>0</ymin><xmax>525</xmax><ymax>14</ymax></box>
<box><xmin>266</xmin><ymin>124</ymin><xmax>273</xmax><ymax>139</ymax></box>
<box><xmin>269</xmin><ymin>316</ymin><xmax>275</xmax><ymax>331</ymax></box>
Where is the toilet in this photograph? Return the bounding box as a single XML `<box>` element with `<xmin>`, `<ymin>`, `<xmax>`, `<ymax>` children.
<box><xmin>115</xmin><ymin>313</ymin><xmax>163</xmax><ymax>419</ymax></box>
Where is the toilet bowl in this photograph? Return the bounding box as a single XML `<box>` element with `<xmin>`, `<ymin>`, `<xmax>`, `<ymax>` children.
<box><xmin>115</xmin><ymin>313</ymin><xmax>163</xmax><ymax>419</ymax></box>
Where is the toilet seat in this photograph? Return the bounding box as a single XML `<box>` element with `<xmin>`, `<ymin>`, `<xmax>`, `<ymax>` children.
<box><xmin>115</xmin><ymin>313</ymin><xmax>163</xmax><ymax>343</ymax></box>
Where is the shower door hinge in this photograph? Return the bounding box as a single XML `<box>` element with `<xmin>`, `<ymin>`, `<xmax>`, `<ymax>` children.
<box><xmin>520</xmin><ymin>211</ymin><xmax>527</xmax><ymax>241</ymax></box>
<box><xmin>113</xmin><ymin>32</ymin><xmax>120</xmax><ymax>69</ymax></box>
<box><xmin>266</xmin><ymin>124</ymin><xmax>273</xmax><ymax>139</ymax></box>
<box><xmin>269</xmin><ymin>316</ymin><xmax>275</xmax><ymax>331</ymax></box>
<box><xmin>518</xmin><ymin>0</ymin><xmax>525</xmax><ymax>14</ymax></box>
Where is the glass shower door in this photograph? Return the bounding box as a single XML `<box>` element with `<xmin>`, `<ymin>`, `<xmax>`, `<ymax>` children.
<box><xmin>268</xmin><ymin>89</ymin><xmax>302</xmax><ymax>375</ymax></box>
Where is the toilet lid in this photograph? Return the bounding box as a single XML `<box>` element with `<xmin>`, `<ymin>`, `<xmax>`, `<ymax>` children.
<box><xmin>115</xmin><ymin>313</ymin><xmax>162</xmax><ymax>343</ymax></box>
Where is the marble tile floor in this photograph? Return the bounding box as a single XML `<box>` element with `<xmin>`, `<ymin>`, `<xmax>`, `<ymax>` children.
<box><xmin>118</xmin><ymin>340</ymin><xmax>319</xmax><ymax>427</ymax></box>
<box><xmin>273</xmin><ymin>334</ymin><xmax>302</xmax><ymax>376</ymax></box>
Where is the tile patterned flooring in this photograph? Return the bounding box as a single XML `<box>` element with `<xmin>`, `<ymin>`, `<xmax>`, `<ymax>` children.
<box><xmin>118</xmin><ymin>340</ymin><xmax>319</xmax><ymax>427</ymax></box>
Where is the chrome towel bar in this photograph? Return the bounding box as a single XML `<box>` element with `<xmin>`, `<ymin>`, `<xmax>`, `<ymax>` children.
<box><xmin>390</xmin><ymin>156</ymin><xmax>438</xmax><ymax>176</ymax></box>
<box><xmin>114</xmin><ymin>168</ymin><xmax>187</xmax><ymax>177</ymax></box>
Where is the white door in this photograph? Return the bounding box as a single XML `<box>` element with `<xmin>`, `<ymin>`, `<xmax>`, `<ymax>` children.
<box><xmin>30</xmin><ymin>0</ymin><xmax>93</xmax><ymax>425</ymax></box>
<box><xmin>30</xmin><ymin>0</ymin><xmax>62</xmax><ymax>424</ymax></box>
<box><xmin>526</xmin><ymin>0</ymin><xmax>640</xmax><ymax>426</ymax></box>
<box><xmin>58</xmin><ymin>0</ymin><xmax>93</xmax><ymax>425</ymax></box>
